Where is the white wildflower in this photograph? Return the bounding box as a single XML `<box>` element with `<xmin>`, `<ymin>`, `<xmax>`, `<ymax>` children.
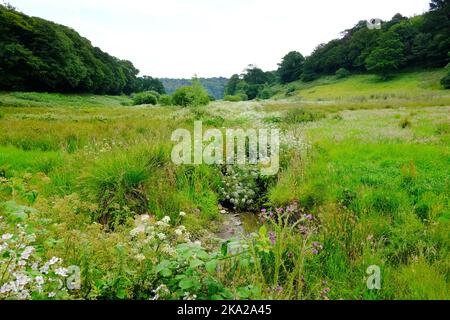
<box><xmin>130</xmin><ymin>224</ymin><xmax>145</xmax><ymax>236</ymax></box>
<box><xmin>161</xmin><ymin>216</ymin><xmax>171</xmax><ymax>224</ymax></box>
<box><xmin>2</xmin><ymin>233</ymin><xmax>13</xmax><ymax>241</ymax></box>
<box><xmin>35</xmin><ymin>276</ymin><xmax>45</xmax><ymax>285</ymax></box>
<box><xmin>20</xmin><ymin>246</ymin><xmax>34</xmax><ymax>260</ymax></box>
<box><xmin>17</xmin><ymin>290</ymin><xmax>30</xmax><ymax>300</ymax></box>
<box><xmin>55</xmin><ymin>267</ymin><xmax>68</xmax><ymax>277</ymax></box>
<box><xmin>40</xmin><ymin>263</ymin><xmax>49</xmax><ymax>274</ymax></box>
<box><xmin>157</xmin><ymin>233</ymin><xmax>166</xmax><ymax>240</ymax></box>
<box><xmin>15</xmin><ymin>273</ymin><xmax>31</xmax><ymax>287</ymax></box>
<box><xmin>179</xmin><ymin>211</ymin><xmax>186</xmax><ymax>217</ymax></box>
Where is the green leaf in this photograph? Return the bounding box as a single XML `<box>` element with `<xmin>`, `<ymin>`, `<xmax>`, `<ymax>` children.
<box><xmin>3</xmin><ymin>201</ymin><xmax>36</xmax><ymax>222</ymax></box>
<box><xmin>179</xmin><ymin>278</ymin><xmax>194</xmax><ymax>290</ymax></box>
<box><xmin>205</xmin><ymin>260</ymin><xmax>217</xmax><ymax>274</ymax></box>
<box><xmin>237</xmin><ymin>287</ymin><xmax>250</xmax><ymax>299</ymax></box>
<box><xmin>160</xmin><ymin>268</ymin><xmax>172</xmax><ymax>277</ymax></box>
<box><xmin>196</xmin><ymin>250</ymin><xmax>210</xmax><ymax>260</ymax></box>
<box><xmin>221</xmin><ymin>288</ymin><xmax>233</xmax><ymax>299</ymax></box>
<box><xmin>156</xmin><ymin>260</ymin><xmax>171</xmax><ymax>274</ymax></box>
<box><xmin>116</xmin><ymin>288</ymin><xmax>126</xmax><ymax>299</ymax></box>
<box><xmin>190</xmin><ymin>259</ymin><xmax>204</xmax><ymax>269</ymax></box>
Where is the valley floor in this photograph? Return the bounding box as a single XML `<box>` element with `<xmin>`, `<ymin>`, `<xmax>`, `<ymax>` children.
<box><xmin>0</xmin><ymin>71</ymin><xmax>449</xmax><ymax>300</ymax></box>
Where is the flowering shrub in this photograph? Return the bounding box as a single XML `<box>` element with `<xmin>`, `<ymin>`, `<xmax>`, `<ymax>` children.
<box><xmin>0</xmin><ymin>222</ymin><xmax>74</xmax><ymax>300</ymax></box>
<box><xmin>219</xmin><ymin>165</ymin><xmax>273</xmax><ymax>212</ymax></box>
<box><xmin>94</xmin><ymin>212</ymin><xmax>237</xmax><ymax>300</ymax></box>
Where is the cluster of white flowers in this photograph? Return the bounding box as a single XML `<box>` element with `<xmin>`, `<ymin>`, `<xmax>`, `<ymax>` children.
<box><xmin>129</xmin><ymin>214</ymin><xmax>193</xmax><ymax>262</ymax></box>
<box><xmin>0</xmin><ymin>224</ymin><xmax>71</xmax><ymax>300</ymax></box>
<box><xmin>219</xmin><ymin>165</ymin><xmax>258</xmax><ymax>211</ymax></box>
<box><xmin>182</xmin><ymin>292</ymin><xmax>198</xmax><ymax>300</ymax></box>
<box><xmin>150</xmin><ymin>284</ymin><xmax>170</xmax><ymax>300</ymax></box>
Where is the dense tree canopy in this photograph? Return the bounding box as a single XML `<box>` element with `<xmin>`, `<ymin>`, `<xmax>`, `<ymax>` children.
<box><xmin>160</xmin><ymin>77</ymin><xmax>228</xmax><ymax>99</ymax></box>
<box><xmin>299</xmin><ymin>2</ymin><xmax>449</xmax><ymax>80</ymax></box>
<box><xmin>0</xmin><ymin>4</ymin><xmax>163</xmax><ymax>95</ymax></box>
<box><xmin>365</xmin><ymin>31</ymin><xmax>406</xmax><ymax>79</ymax></box>
<box><xmin>277</xmin><ymin>51</ymin><xmax>305</xmax><ymax>84</ymax></box>
<box><xmin>224</xmin><ymin>0</ymin><xmax>449</xmax><ymax>100</ymax></box>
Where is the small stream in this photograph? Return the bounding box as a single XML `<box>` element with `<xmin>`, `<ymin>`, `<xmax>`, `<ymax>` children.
<box><xmin>217</xmin><ymin>212</ymin><xmax>261</xmax><ymax>240</ymax></box>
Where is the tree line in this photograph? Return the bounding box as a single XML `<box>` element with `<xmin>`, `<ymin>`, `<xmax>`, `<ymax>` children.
<box><xmin>0</xmin><ymin>3</ymin><xmax>165</xmax><ymax>95</ymax></box>
<box><xmin>160</xmin><ymin>77</ymin><xmax>228</xmax><ymax>100</ymax></box>
<box><xmin>225</xmin><ymin>0</ymin><xmax>450</xmax><ymax>99</ymax></box>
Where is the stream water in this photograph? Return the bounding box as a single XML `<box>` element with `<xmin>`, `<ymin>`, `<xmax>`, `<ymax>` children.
<box><xmin>217</xmin><ymin>212</ymin><xmax>261</xmax><ymax>240</ymax></box>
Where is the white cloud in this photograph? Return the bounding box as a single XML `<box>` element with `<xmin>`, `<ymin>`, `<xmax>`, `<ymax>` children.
<box><xmin>10</xmin><ymin>0</ymin><xmax>431</xmax><ymax>78</ymax></box>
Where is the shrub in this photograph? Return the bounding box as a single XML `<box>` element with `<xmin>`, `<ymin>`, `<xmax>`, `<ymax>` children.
<box><xmin>218</xmin><ymin>165</ymin><xmax>275</xmax><ymax>212</ymax></box>
<box><xmin>172</xmin><ymin>78</ymin><xmax>210</xmax><ymax>107</ymax></box>
<box><xmin>258</xmin><ymin>87</ymin><xmax>273</xmax><ymax>100</ymax></box>
<box><xmin>224</xmin><ymin>95</ymin><xmax>242</xmax><ymax>102</ymax></box>
<box><xmin>285</xmin><ymin>108</ymin><xmax>325</xmax><ymax>124</ymax></box>
<box><xmin>159</xmin><ymin>94</ymin><xmax>173</xmax><ymax>106</ymax></box>
<box><xmin>301</xmin><ymin>71</ymin><xmax>318</xmax><ymax>82</ymax></box>
<box><xmin>285</xmin><ymin>86</ymin><xmax>296</xmax><ymax>97</ymax></box>
<box><xmin>441</xmin><ymin>71</ymin><xmax>450</xmax><ymax>89</ymax></box>
<box><xmin>335</xmin><ymin>68</ymin><xmax>350</xmax><ymax>79</ymax></box>
<box><xmin>81</xmin><ymin>145</ymin><xmax>168</xmax><ymax>226</ymax></box>
<box><xmin>0</xmin><ymin>223</ymin><xmax>73</xmax><ymax>300</ymax></box>
<box><xmin>101</xmin><ymin>213</ymin><xmax>238</xmax><ymax>300</ymax></box>
<box><xmin>237</xmin><ymin>92</ymin><xmax>248</xmax><ymax>101</ymax></box>
<box><xmin>132</xmin><ymin>91</ymin><xmax>158</xmax><ymax>106</ymax></box>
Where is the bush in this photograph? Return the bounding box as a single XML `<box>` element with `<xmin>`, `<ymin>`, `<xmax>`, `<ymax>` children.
<box><xmin>285</xmin><ymin>86</ymin><xmax>296</xmax><ymax>97</ymax></box>
<box><xmin>218</xmin><ymin>165</ymin><xmax>274</xmax><ymax>212</ymax></box>
<box><xmin>81</xmin><ymin>145</ymin><xmax>168</xmax><ymax>226</ymax></box>
<box><xmin>301</xmin><ymin>71</ymin><xmax>318</xmax><ymax>82</ymax></box>
<box><xmin>172</xmin><ymin>78</ymin><xmax>210</xmax><ymax>107</ymax></box>
<box><xmin>237</xmin><ymin>92</ymin><xmax>248</xmax><ymax>101</ymax></box>
<box><xmin>0</xmin><ymin>223</ymin><xmax>73</xmax><ymax>300</ymax></box>
<box><xmin>335</xmin><ymin>68</ymin><xmax>350</xmax><ymax>79</ymax></box>
<box><xmin>224</xmin><ymin>95</ymin><xmax>242</xmax><ymax>102</ymax></box>
<box><xmin>159</xmin><ymin>94</ymin><xmax>173</xmax><ymax>106</ymax></box>
<box><xmin>285</xmin><ymin>108</ymin><xmax>325</xmax><ymax>124</ymax></box>
<box><xmin>258</xmin><ymin>87</ymin><xmax>273</xmax><ymax>100</ymax></box>
<box><xmin>132</xmin><ymin>91</ymin><xmax>159</xmax><ymax>106</ymax></box>
<box><xmin>441</xmin><ymin>71</ymin><xmax>450</xmax><ymax>89</ymax></box>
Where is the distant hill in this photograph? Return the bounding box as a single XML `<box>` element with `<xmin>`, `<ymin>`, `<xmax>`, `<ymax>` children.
<box><xmin>160</xmin><ymin>77</ymin><xmax>229</xmax><ymax>100</ymax></box>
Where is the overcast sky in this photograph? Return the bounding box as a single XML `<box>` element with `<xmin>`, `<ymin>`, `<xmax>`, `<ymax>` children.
<box><xmin>9</xmin><ymin>0</ymin><xmax>431</xmax><ymax>78</ymax></box>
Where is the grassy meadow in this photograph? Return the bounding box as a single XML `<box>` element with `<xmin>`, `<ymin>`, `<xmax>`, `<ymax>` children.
<box><xmin>0</xmin><ymin>70</ymin><xmax>449</xmax><ymax>300</ymax></box>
